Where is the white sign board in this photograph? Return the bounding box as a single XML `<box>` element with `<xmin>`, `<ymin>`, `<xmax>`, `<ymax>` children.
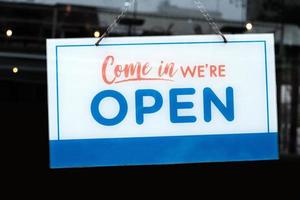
<box><xmin>47</xmin><ymin>34</ymin><xmax>278</xmax><ymax>168</ymax></box>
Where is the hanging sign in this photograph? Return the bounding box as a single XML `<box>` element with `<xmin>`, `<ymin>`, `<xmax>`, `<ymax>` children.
<box><xmin>47</xmin><ymin>34</ymin><xmax>278</xmax><ymax>168</ymax></box>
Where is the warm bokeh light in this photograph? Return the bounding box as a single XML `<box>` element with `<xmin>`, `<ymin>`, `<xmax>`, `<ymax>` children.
<box><xmin>245</xmin><ymin>23</ymin><xmax>253</xmax><ymax>31</ymax></box>
<box><xmin>6</xmin><ymin>29</ymin><xmax>13</xmax><ymax>37</ymax></box>
<box><xmin>12</xmin><ymin>66</ymin><xmax>18</xmax><ymax>73</ymax></box>
<box><xmin>94</xmin><ymin>31</ymin><xmax>100</xmax><ymax>38</ymax></box>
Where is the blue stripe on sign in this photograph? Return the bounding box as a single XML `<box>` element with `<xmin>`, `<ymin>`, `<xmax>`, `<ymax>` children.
<box><xmin>50</xmin><ymin>132</ymin><xmax>278</xmax><ymax>168</ymax></box>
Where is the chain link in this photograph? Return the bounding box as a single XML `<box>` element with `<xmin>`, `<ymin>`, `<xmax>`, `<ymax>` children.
<box><xmin>95</xmin><ymin>0</ymin><xmax>135</xmax><ymax>45</ymax></box>
<box><xmin>193</xmin><ymin>0</ymin><xmax>226</xmax><ymax>42</ymax></box>
<box><xmin>96</xmin><ymin>0</ymin><xmax>226</xmax><ymax>45</ymax></box>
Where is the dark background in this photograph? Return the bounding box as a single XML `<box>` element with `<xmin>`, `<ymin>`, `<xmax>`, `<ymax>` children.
<box><xmin>1</xmin><ymin>0</ymin><xmax>300</xmax><ymax>187</ymax></box>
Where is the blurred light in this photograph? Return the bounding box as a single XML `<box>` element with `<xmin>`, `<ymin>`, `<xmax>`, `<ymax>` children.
<box><xmin>66</xmin><ymin>5</ymin><xmax>72</xmax><ymax>13</ymax></box>
<box><xmin>245</xmin><ymin>23</ymin><xmax>253</xmax><ymax>31</ymax></box>
<box><xmin>124</xmin><ymin>1</ymin><xmax>131</xmax><ymax>7</ymax></box>
<box><xmin>12</xmin><ymin>66</ymin><xmax>18</xmax><ymax>74</ymax></box>
<box><xmin>94</xmin><ymin>31</ymin><xmax>100</xmax><ymax>38</ymax></box>
<box><xmin>6</xmin><ymin>29</ymin><xmax>13</xmax><ymax>37</ymax></box>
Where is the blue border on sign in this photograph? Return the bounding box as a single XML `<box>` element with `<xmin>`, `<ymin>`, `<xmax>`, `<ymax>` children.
<box><xmin>55</xmin><ymin>40</ymin><xmax>270</xmax><ymax>140</ymax></box>
<box><xmin>50</xmin><ymin>132</ymin><xmax>278</xmax><ymax>168</ymax></box>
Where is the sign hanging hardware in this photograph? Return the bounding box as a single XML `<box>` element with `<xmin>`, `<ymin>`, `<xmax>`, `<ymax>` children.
<box><xmin>95</xmin><ymin>0</ymin><xmax>227</xmax><ymax>46</ymax></box>
<box><xmin>95</xmin><ymin>0</ymin><xmax>135</xmax><ymax>46</ymax></box>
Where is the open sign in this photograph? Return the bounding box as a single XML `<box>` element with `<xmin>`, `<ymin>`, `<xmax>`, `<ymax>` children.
<box><xmin>91</xmin><ymin>87</ymin><xmax>234</xmax><ymax>126</ymax></box>
<box><xmin>47</xmin><ymin>34</ymin><xmax>278</xmax><ymax>168</ymax></box>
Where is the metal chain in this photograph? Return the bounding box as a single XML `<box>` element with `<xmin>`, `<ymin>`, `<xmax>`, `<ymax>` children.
<box><xmin>95</xmin><ymin>0</ymin><xmax>135</xmax><ymax>45</ymax></box>
<box><xmin>193</xmin><ymin>0</ymin><xmax>227</xmax><ymax>42</ymax></box>
<box><xmin>96</xmin><ymin>0</ymin><xmax>226</xmax><ymax>45</ymax></box>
